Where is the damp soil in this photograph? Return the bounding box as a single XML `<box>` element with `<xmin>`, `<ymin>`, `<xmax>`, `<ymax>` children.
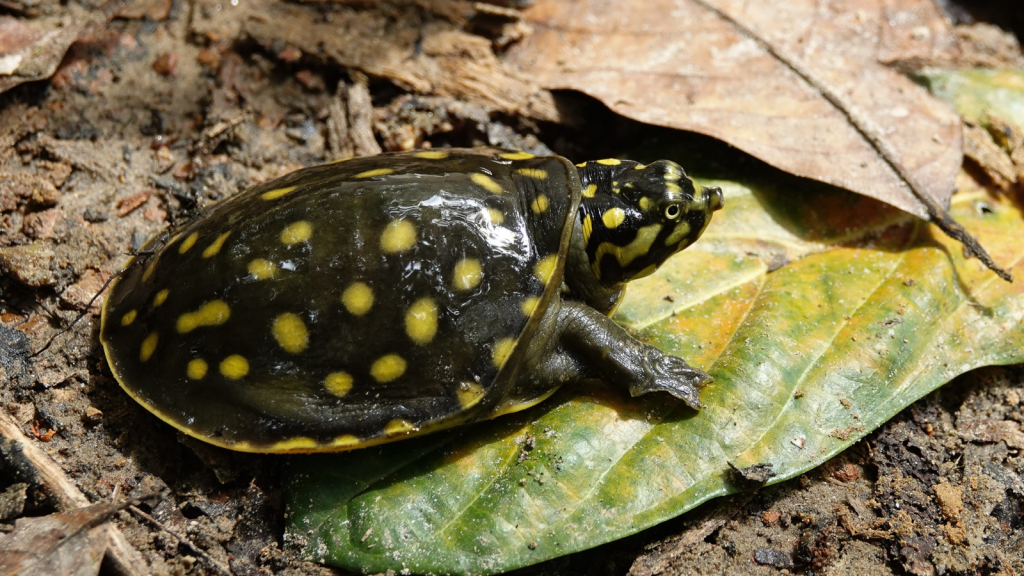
<box><xmin>1</xmin><ymin>2</ymin><xmax>1023</xmax><ymax>576</ymax></box>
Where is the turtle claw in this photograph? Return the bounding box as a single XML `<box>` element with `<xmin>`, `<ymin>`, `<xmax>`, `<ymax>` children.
<box><xmin>628</xmin><ymin>354</ymin><xmax>710</xmax><ymax>410</ymax></box>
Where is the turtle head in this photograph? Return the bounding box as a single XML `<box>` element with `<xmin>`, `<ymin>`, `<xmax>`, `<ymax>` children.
<box><xmin>576</xmin><ymin>159</ymin><xmax>723</xmax><ymax>288</ymax></box>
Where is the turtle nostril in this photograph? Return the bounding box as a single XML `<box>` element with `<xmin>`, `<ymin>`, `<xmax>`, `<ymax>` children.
<box><xmin>706</xmin><ymin>187</ymin><xmax>724</xmax><ymax>212</ymax></box>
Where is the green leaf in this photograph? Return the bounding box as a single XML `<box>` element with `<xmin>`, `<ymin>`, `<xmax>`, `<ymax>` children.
<box><xmin>916</xmin><ymin>68</ymin><xmax>1024</xmax><ymax>127</ymax></box>
<box><xmin>284</xmin><ymin>167</ymin><xmax>1024</xmax><ymax>574</ymax></box>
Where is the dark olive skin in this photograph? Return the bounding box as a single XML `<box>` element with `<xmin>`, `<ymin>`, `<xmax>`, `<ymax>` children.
<box><xmin>100</xmin><ymin>148</ymin><xmax>722</xmax><ymax>453</ymax></box>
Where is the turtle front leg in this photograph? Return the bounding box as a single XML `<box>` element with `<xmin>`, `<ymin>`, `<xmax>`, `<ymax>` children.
<box><xmin>522</xmin><ymin>301</ymin><xmax>710</xmax><ymax>409</ymax></box>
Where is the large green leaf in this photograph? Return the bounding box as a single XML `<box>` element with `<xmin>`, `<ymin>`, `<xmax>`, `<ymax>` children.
<box><xmin>284</xmin><ymin>163</ymin><xmax>1024</xmax><ymax>574</ymax></box>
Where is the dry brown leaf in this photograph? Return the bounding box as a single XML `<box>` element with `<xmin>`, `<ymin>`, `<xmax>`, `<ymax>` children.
<box><xmin>507</xmin><ymin>0</ymin><xmax>961</xmax><ymax>220</ymax></box>
<box><xmin>191</xmin><ymin>0</ymin><xmax>557</xmax><ymax>122</ymax></box>
<box><xmin>0</xmin><ymin>502</ymin><xmax>124</xmax><ymax>576</ymax></box>
<box><xmin>0</xmin><ymin>3</ymin><xmax>118</xmax><ymax>94</ymax></box>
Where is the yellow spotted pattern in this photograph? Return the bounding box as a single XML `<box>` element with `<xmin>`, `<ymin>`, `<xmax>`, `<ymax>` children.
<box><xmin>202</xmin><ymin>232</ymin><xmax>231</xmax><ymax>258</ymax></box>
<box><xmin>665</xmin><ymin>220</ymin><xmax>692</xmax><ymax>246</ymax></box>
<box><xmin>470</xmin><ymin>173</ymin><xmax>503</xmax><ymax>194</ymax></box>
<box><xmin>582</xmin><ymin>184</ymin><xmax>598</xmax><ymax>198</ymax></box>
<box><xmin>324</xmin><ymin>372</ymin><xmax>353</xmax><ymax>397</ymax></box>
<box><xmin>177</xmin><ymin>300</ymin><xmax>231</xmax><ymax>334</ymax></box>
<box><xmin>639</xmin><ymin>197</ymin><xmax>652</xmax><ymax>210</ymax></box>
<box><xmin>356</xmin><ymin>168</ymin><xmax>394</xmax><ymax>178</ymax></box>
<box><xmin>597</xmin><ymin>158</ymin><xmax>622</xmax><ymax>166</ymax></box>
<box><xmin>248</xmin><ymin>259</ymin><xmax>276</xmax><ymax>280</ymax></box>
<box><xmin>178</xmin><ymin>232</ymin><xmax>199</xmax><ymax>254</ymax></box>
<box><xmin>582</xmin><ymin>214</ymin><xmax>593</xmax><ymax>245</ymax></box>
<box><xmin>280</xmin><ymin>221</ymin><xmax>312</xmax><ymax>245</ymax></box>
<box><xmin>220</xmin><ymin>355</ymin><xmax>249</xmax><ymax>379</ymax></box>
<box><xmin>272</xmin><ymin>313</ymin><xmax>309</xmax><ymax>354</ymax></box>
<box><xmin>520</xmin><ymin>296</ymin><xmax>540</xmax><ymax>317</ymax></box>
<box><xmin>531</xmin><ymin>194</ymin><xmax>550</xmax><ymax>214</ymax></box>
<box><xmin>486</xmin><ymin>208</ymin><xmax>504</xmax><ymax>226</ymax></box>
<box><xmin>142</xmin><ymin>259</ymin><xmax>159</xmax><ymax>282</ymax></box>
<box><xmin>153</xmin><ymin>289</ymin><xmax>169</xmax><ymax>307</ymax></box>
<box><xmin>602</xmin><ymin>207</ymin><xmax>626</xmax><ymax>229</ymax></box>
<box><xmin>453</xmin><ymin>258</ymin><xmax>483</xmax><ymax>291</ymax></box>
<box><xmin>380</xmin><ymin>219</ymin><xmax>417</xmax><ymax>253</ymax></box>
<box><xmin>500</xmin><ymin>151</ymin><xmax>534</xmax><ymax>160</ymax></box>
<box><xmin>492</xmin><ymin>338</ymin><xmax>516</xmax><ymax>368</ymax></box>
<box><xmin>413</xmin><ymin>150</ymin><xmax>448</xmax><ymax>159</ymax></box>
<box><xmin>384</xmin><ymin>419</ymin><xmax>416</xmax><ymax>435</ymax></box>
<box><xmin>405</xmin><ymin>297</ymin><xmax>438</xmax><ymax>345</ymax></box>
<box><xmin>533</xmin><ymin>254</ymin><xmax>558</xmax><ymax>283</ymax></box>
<box><xmin>140</xmin><ymin>332</ymin><xmax>158</xmax><ymax>361</ymax></box>
<box><xmin>261</xmin><ymin>185</ymin><xmax>297</xmax><ymax>201</ymax></box>
<box><xmin>268</xmin><ymin>437</ymin><xmax>320</xmax><ymax>452</ymax></box>
<box><xmin>371</xmin><ymin>354</ymin><xmax>406</xmax><ymax>383</ymax></box>
<box><xmin>456</xmin><ymin>382</ymin><xmax>486</xmax><ymax>409</ymax></box>
<box><xmin>332</xmin><ymin>435</ymin><xmax>361</xmax><ymax>447</ymax></box>
<box><xmin>121</xmin><ymin>309</ymin><xmax>137</xmax><ymax>326</ymax></box>
<box><xmin>341</xmin><ymin>282</ymin><xmax>374</xmax><ymax>315</ymax></box>
<box><xmin>187</xmin><ymin>358</ymin><xmax>208</xmax><ymax>380</ymax></box>
<box><xmin>516</xmin><ymin>168</ymin><xmax>547</xmax><ymax>179</ymax></box>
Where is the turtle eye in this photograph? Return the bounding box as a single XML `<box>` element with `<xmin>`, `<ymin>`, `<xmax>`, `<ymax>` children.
<box><xmin>664</xmin><ymin>204</ymin><xmax>681</xmax><ymax>219</ymax></box>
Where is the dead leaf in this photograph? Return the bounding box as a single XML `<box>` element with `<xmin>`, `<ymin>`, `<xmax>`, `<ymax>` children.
<box><xmin>507</xmin><ymin>0</ymin><xmax>960</xmax><ymax>221</ymax></box>
<box><xmin>0</xmin><ymin>502</ymin><xmax>126</xmax><ymax>576</ymax></box>
<box><xmin>0</xmin><ymin>4</ymin><xmax>117</xmax><ymax>94</ymax></box>
<box><xmin>191</xmin><ymin>0</ymin><xmax>556</xmax><ymax>122</ymax></box>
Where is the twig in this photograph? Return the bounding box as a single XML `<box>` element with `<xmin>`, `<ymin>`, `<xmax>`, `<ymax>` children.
<box><xmin>690</xmin><ymin>0</ymin><xmax>1012</xmax><ymax>282</ymax></box>
<box><xmin>127</xmin><ymin>505</ymin><xmax>234</xmax><ymax>576</ymax></box>
<box><xmin>0</xmin><ymin>408</ymin><xmax>149</xmax><ymax>576</ymax></box>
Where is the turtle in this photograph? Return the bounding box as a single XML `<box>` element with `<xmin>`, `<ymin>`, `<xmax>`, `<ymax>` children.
<box><xmin>100</xmin><ymin>148</ymin><xmax>723</xmax><ymax>453</ymax></box>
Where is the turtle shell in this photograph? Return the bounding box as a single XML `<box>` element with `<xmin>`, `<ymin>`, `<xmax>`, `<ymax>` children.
<box><xmin>100</xmin><ymin>148</ymin><xmax>580</xmax><ymax>453</ymax></box>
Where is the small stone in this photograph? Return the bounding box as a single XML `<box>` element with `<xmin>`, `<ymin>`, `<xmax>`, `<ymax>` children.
<box><xmin>83</xmin><ymin>406</ymin><xmax>104</xmax><ymax>425</ymax></box>
<box><xmin>152</xmin><ymin>52</ymin><xmax>178</xmax><ymax>76</ymax></box>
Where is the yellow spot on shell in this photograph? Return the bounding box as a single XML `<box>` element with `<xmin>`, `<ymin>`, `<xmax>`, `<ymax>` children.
<box><xmin>177</xmin><ymin>300</ymin><xmax>231</xmax><ymax>333</ymax></box>
<box><xmin>248</xmin><ymin>259</ymin><xmax>276</xmax><ymax>280</ymax></box>
<box><xmin>517</xmin><ymin>168</ymin><xmax>548</xmax><ymax>179</ymax></box>
<box><xmin>405</xmin><ymin>297</ymin><xmax>438</xmax><ymax>345</ymax></box>
<box><xmin>187</xmin><ymin>358</ymin><xmax>208</xmax><ymax>380</ymax></box>
<box><xmin>380</xmin><ymin>219</ymin><xmax>417</xmax><ymax>253</ymax></box>
<box><xmin>414</xmin><ymin>150</ymin><xmax>448</xmax><ymax>159</ymax></box>
<box><xmin>356</xmin><ymin>168</ymin><xmax>394</xmax><ymax>178</ymax></box>
<box><xmin>202</xmin><ymin>232</ymin><xmax>231</xmax><ymax>258</ymax></box>
<box><xmin>220</xmin><ymin>355</ymin><xmax>249</xmax><ymax>379</ymax></box>
<box><xmin>576</xmin><ymin>162</ymin><xmax>587</xmax><ymax>168</ymax></box>
<box><xmin>492</xmin><ymin>338</ymin><xmax>516</xmax><ymax>368</ymax></box>
<box><xmin>120</xmin><ymin>309</ymin><xmax>137</xmax><ymax>326</ymax></box>
<box><xmin>597</xmin><ymin>158</ymin><xmax>622</xmax><ymax>166</ymax></box>
<box><xmin>602</xmin><ymin>207</ymin><xmax>626</xmax><ymax>229</ymax></box>
<box><xmin>384</xmin><ymin>419</ymin><xmax>417</xmax><ymax>435</ymax></box>
<box><xmin>531</xmin><ymin>194</ymin><xmax>550</xmax><ymax>214</ymax></box>
<box><xmin>453</xmin><ymin>258</ymin><xmax>483</xmax><ymax>291</ymax></box>
<box><xmin>664</xmin><ymin>220</ymin><xmax>692</xmax><ymax>247</ymax></box>
<box><xmin>520</xmin><ymin>297</ymin><xmax>540</xmax><ymax>317</ymax></box>
<box><xmin>280</xmin><ymin>221</ymin><xmax>312</xmax><ymax>245</ymax></box>
<box><xmin>582</xmin><ymin>214</ymin><xmax>593</xmax><ymax>245</ymax></box>
<box><xmin>633</xmin><ymin>163</ymin><xmax>646</xmax><ymax>170</ymax></box>
<box><xmin>140</xmin><ymin>332</ymin><xmax>158</xmax><ymax>361</ymax></box>
<box><xmin>272</xmin><ymin>313</ymin><xmax>309</xmax><ymax>354</ymax></box>
<box><xmin>178</xmin><ymin>232</ymin><xmax>199</xmax><ymax>254</ymax></box>
<box><xmin>486</xmin><ymin>208</ymin><xmax>504</xmax><ymax>226</ymax></box>
<box><xmin>332</xmin><ymin>435</ymin><xmax>361</xmax><ymax>447</ymax></box>
<box><xmin>582</xmin><ymin>184</ymin><xmax>598</xmax><ymax>198</ymax></box>
<box><xmin>639</xmin><ymin>197</ymin><xmax>652</xmax><ymax>210</ymax></box>
<box><xmin>471</xmin><ymin>173</ymin><xmax>503</xmax><ymax>194</ymax></box>
<box><xmin>501</xmin><ymin>151</ymin><xmax>534</xmax><ymax>160</ymax></box>
<box><xmin>371</xmin><ymin>354</ymin><xmax>406</xmax><ymax>383</ymax></box>
<box><xmin>533</xmin><ymin>254</ymin><xmax>558</xmax><ymax>283</ymax></box>
<box><xmin>325</xmin><ymin>157</ymin><xmax>351</xmax><ymax>165</ymax></box>
<box><xmin>261</xmin><ymin>185</ymin><xmax>298</xmax><ymax>201</ymax></box>
<box><xmin>341</xmin><ymin>282</ymin><xmax>374</xmax><ymax>315</ymax></box>
<box><xmin>153</xmin><ymin>289</ymin><xmax>169</xmax><ymax>307</ymax></box>
<box><xmin>456</xmin><ymin>382</ymin><xmax>486</xmax><ymax>409</ymax></box>
<box><xmin>324</xmin><ymin>372</ymin><xmax>353</xmax><ymax>397</ymax></box>
<box><xmin>269</xmin><ymin>437</ymin><xmax>320</xmax><ymax>452</ymax></box>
